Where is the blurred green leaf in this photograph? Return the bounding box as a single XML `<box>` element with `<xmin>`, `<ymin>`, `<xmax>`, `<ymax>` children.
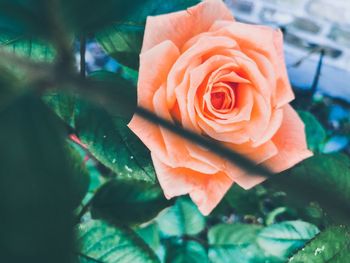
<box><xmin>44</xmin><ymin>91</ymin><xmax>77</xmax><ymax>127</ymax></box>
<box><xmin>289</xmin><ymin>225</ymin><xmax>350</xmax><ymax>262</ymax></box>
<box><xmin>220</xmin><ymin>185</ymin><xmax>264</xmax><ymax>215</ymax></box>
<box><xmin>0</xmin><ymin>35</ymin><xmax>55</xmax><ymax>61</ymax></box>
<box><xmin>88</xmin><ymin>70</ymin><xmax>137</xmax><ymax>119</ymax></box>
<box><xmin>257</xmin><ymin>221</ymin><xmax>319</xmax><ymax>259</ymax></box>
<box><xmin>66</xmin><ymin>143</ymin><xmax>90</xmax><ymax>208</ymax></box>
<box><xmin>157</xmin><ymin>197</ymin><xmax>205</xmax><ymax>237</ymax></box>
<box><xmin>0</xmin><ymin>0</ymin><xmax>51</xmax><ymax>37</ymax></box>
<box><xmin>96</xmin><ymin>23</ymin><xmax>144</xmax><ymax>70</ymax></box>
<box><xmin>165</xmin><ymin>240</ymin><xmax>208</xmax><ymax>263</ymax></box>
<box><xmin>269</xmin><ymin>154</ymin><xmax>350</xmax><ymax>224</ymax></box>
<box><xmin>76</xmin><ymin>219</ymin><xmax>159</xmax><ymax>262</ymax></box>
<box><xmin>136</xmin><ymin>223</ymin><xmax>161</xmax><ymax>251</ymax></box>
<box><xmin>123</xmin><ymin>0</ymin><xmax>201</xmax><ymax>24</ymax></box>
<box><xmin>0</xmin><ymin>94</ymin><xmax>75</xmax><ymax>262</ymax></box>
<box><xmin>45</xmin><ymin>71</ymin><xmax>155</xmax><ymax>183</ymax></box>
<box><xmin>91</xmin><ymin>179</ymin><xmax>172</xmax><ymax>225</ymax></box>
<box><xmin>298</xmin><ymin>111</ymin><xmax>326</xmax><ymax>152</ymax></box>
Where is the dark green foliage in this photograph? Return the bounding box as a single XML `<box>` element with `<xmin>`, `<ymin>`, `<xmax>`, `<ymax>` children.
<box><xmin>298</xmin><ymin>110</ymin><xmax>326</xmax><ymax>152</ymax></box>
<box><xmin>91</xmin><ymin>179</ymin><xmax>173</xmax><ymax>225</ymax></box>
<box><xmin>165</xmin><ymin>240</ymin><xmax>208</xmax><ymax>263</ymax></box>
<box><xmin>269</xmin><ymin>154</ymin><xmax>350</xmax><ymax>224</ymax></box>
<box><xmin>0</xmin><ymin>94</ymin><xmax>75</xmax><ymax>263</ymax></box>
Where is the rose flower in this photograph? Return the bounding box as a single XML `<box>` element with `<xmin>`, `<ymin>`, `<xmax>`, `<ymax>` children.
<box><xmin>129</xmin><ymin>0</ymin><xmax>312</xmax><ymax>215</ymax></box>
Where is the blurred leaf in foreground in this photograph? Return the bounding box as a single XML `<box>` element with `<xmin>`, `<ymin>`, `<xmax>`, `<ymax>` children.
<box><xmin>268</xmin><ymin>153</ymin><xmax>350</xmax><ymax>224</ymax></box>
<box><xmin>0</xmin><ymin>94</ymin><xmax>75</xmax><ymax>262</ymax></box>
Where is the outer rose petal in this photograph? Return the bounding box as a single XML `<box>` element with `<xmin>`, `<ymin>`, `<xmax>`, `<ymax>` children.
<box><xmin>263</xmin><ymin>104</ymin><xmax>313</xmax><ymax>172</ymax></box>
<box><xmin>141</xmin><ymin>0</ymin><xmax>233</xmax><ymax>52</ymax></box>
<box><xmin>128</xmin><ymin>41</ymin><xmax>179</xmax><ymax>163</ymax></box>
<box><xmin>152</xmin><ymin>154</ymin><xmax>233</xmax><ymax>215</ymax></box>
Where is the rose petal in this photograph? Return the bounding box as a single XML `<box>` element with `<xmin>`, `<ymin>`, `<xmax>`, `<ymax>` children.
<box><xmin>141</xmin><ymin>0</ymin><xmax>234</xmax><ymax>52</ymax></box>
<box><xmin>128</xmin><ymin>41</ymin><xmax>179</xmax><ymax>163</ymax></box>
<box><xmin>153</xmin><ymin>86</ymin><xmax>219</xmax><ymax>174</ymax></box>
<box><xmin>210</xmin><ymin>21</ymin><xmax>294</xmax><ymax>106</ymax></box>
<box><xmin>263</xmin><ymin>104</ymin><xmax>313</xmax><ymax>172</ymax></box>
<box><xmin>152</xmin><ymin>153</ymin><xmax>233</xmax><ymax>215</ymax></box>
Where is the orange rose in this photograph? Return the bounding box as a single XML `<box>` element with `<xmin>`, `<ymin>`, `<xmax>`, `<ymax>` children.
<box><xmin>129</xmin><ymin>0</ymin><xmax>312</xmax><ymax>215</ymax></box>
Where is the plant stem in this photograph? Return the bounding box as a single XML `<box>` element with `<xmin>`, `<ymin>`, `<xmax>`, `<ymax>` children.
<box><xmin>80</xmin><ymin>35</ymin><xmax>86</xmax><ymax>78</ymax></box>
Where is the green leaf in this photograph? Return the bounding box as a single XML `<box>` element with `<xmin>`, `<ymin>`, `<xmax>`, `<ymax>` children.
<box><xmin>257</xmin><ymin>221</ymin><xmax>319</xmax><ymax>259</ymax></box>
<box><xmin>208</xmin><ymin>223</ymin><xmax>262</xmax><ymax>246</ymax></box>
<box><xmin>0</xmin><ymin>94</ymin><xmax>75</xmax><ymax>262</ymax></box>
<box><xmin>45</xmin><ymin>71</ymin><xmax>155</xmax><ymax>183</ymax></box>
<box><xmin>165</xmin><ymin>240</ymin><xmax>208</xmax><ymax>263</ymax></box>
<box><xmin>298</xmin><ymin>111</ymin><xmax>326</xmax><ymax>152</ymax></box>
<box><xmin>289</xmin><ymin>225</ymin><xmax>350</xmax><ymax>262</ymax></box>
<box><xmin>269</xmin><ymin>153</ymin><xmax>350</xmax><ymax>223</ymax></box>
<box><xmin>208</xmin><ymin>223</ymin><xmax>268</xmax><ymax>263</ymax></box>
<box><xmin>44</xmin><ymin>91</ymin><xmax>77</xmax><ymax>127</ymax></box>
<box><xmin>75</xmin><ymin>106</ymin><xmax>155</xmax><ymax>183</ymax></box>
<box><xmin>91</xmin><ymin>179</ymin><xmax>172</xmax><ymax>225</ymax></box>
<box><xmin>156</xmin><ymin>197</ymin><xmax>205</xmax><ymax>236</ymax></box>
<box><xmin>136</xmin><ymin>223</ymin><xmax>161</xmax><ymax>251</ymax></box>
<box><xmin>76</xmin><ymin>219</ymin><xmax>159</xmax><ymax>263</ymax></box>
<box><xmin>217</xmin><ymin>184</ymin><xmax>264</xmax><ymax>215</ymax></box>
<box><xmin>96</xmin><ymin>23</ymin><xmax>144</xmax><ymax>70</ymax></box>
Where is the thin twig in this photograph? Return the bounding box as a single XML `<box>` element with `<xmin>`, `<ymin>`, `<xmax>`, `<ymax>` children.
<box><xmin>310</xmin><ymin>49</ymin><xmax>325</xmax><ymax>96</ymax></box>
<box><xmin>80</xmin><ymin>35</ymin><xmax>86</xmax><ymax>78</ymax></box>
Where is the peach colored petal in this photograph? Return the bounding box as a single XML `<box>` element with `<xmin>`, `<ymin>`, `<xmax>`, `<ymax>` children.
<box><xmin>141</xmin><ymin>0</ymin><xmax>234</xmax><ymax>53</ymax></box>
<box><xmin>244</xmin><ymin>91</ymin><xmax>271</xmax><ymax>142</ymax></box>
<box><xmin>153</xmin><ymin>86</ymin><xmax>219</xmax><ymax>174</ymax></box>
<box><xmin>189</xmin><ymin>172</ymin><xmax>233</xmax><ymax>215</ymax></box>
<box><xmin>234</xmin><ymin>174</ymin><xmax>267</xmax><ymax>190</ymax></box>
<box><xmin>273</xmin><ymin>30</ymin><xmax>295</xmax><ymax>107</ymax></box>
<box><xmin>263</xmin><ymin>104</ymin><xmax>313</xmax><ymax>172</ymax></box>
<box><xmin>168</xmin><ymin>35</ymin><xmax>237</xmax><ymax>108</ymax></box>
<box><xmin>252</xmin><ymin>108</ymin><xmax>283</xmax><ymax>147</ymax></box>
<box><xmin>136</xmin><ymin>40</ymin><xmax>180</xmax><ymax>108</ymax></box>
<box><xmin>209</xmin><ymin>21</ymin><xmax>294</xmax><ymax>106</ymax></box>
<box><xmin>151</xmin><ymin>154</ymin><xmax>194</xmax><ymax>199</ymax></box>
<box><xmin>152</xmin><ymin>153</ymin><xmax>233</xmax><ymax>215</ymax></box>
<box><xmin>128</xmin><ymin>41</ymin><xmax>179</xmax><ymax>163</ymax></box>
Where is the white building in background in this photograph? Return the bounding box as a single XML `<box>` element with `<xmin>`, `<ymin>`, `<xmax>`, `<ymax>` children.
<box><xmin>224</xmin><ymin>0</ymin><xmax>350</xmax><ymax>101</ymax></box>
